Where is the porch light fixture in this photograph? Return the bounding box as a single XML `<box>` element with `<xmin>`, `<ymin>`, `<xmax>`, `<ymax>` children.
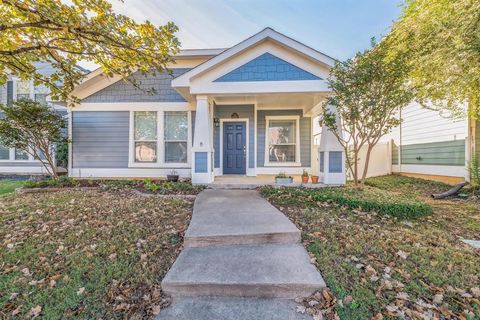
<box><xmin>214</xmin><ymin>117</ymin><xmax>220</xmax><ymax>127</ymax></box>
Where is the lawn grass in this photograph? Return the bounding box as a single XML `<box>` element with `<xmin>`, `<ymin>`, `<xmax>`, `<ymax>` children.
<box><xmin>0</xmin><ymin>189</ymin><xmax>192</xmax><ymax>319</ymax></box>
<box><xmin>262</xmin><ymin>175</ymin><xmax>480</xmax><ymax>319</ymax></box>
<box><xmin>0</xmin><ymin>179</ymin><xmax>25</xmax><ymax>195</ymax></box>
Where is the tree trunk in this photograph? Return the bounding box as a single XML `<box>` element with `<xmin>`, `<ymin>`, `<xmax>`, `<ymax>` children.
<box><xmin>360</xmin><ymin>144</ymin><xmax>373</xmax><ymax>186</ymax></box>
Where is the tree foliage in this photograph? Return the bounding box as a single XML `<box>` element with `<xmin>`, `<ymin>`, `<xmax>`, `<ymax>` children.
<box><xmin>0</xmin><ymin>100</ymin><xmax>67</xmax><ymax>177</ymax></box>
<box><xmin>385</xmin><ymin>0</ymin><xmax>480</xmax><ymax>118</ymax></box>
<box><xmin>0</xmin><ymin>0</ymin><xmax>180</xmax><ymax>104</ymax></box>
<box><xmin>322</xmin><ymin>42</ymin><xmax>413</xmax><ymax>186</ymax></box>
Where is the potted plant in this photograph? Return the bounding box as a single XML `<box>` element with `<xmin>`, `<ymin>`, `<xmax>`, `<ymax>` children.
<box><xmin>311</xmin><ymin>175</ymin><xmax>319</xmax><ymax>184</ymax></box>
<box><xmin>301</xmin><ymin>170</ymin><xmax>309</xmax><ymax>183</ymax></box>
<box><xmin>275</xmin><ymin>172</ymin><xmax>293</xmax><ymax>185</ymax></box>
<box><xmin>167</xmin><ymin>169</ymin><xmax>179</xmax><ymax>182</ymax></box>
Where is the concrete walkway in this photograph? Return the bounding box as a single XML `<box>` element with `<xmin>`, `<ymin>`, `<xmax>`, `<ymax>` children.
<box><xmin>158</xmin><ymin>190</ymin><xmax>326</xmax><ymax>320</ymax></box>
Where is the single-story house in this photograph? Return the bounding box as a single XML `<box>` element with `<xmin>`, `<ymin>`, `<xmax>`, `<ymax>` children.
<box><xmin>0</xmin><ymin>62</ymin><xmax>68</xmax><ymax>175</ymax></box>
<box><xmin>69</xmin><ymin>28</ymin><xmax>346</xmax><ymax>184</ymax></box>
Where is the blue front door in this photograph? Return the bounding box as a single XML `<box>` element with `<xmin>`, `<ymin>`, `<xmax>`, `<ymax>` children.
<box><xmin>223</xmin><ymin>122</ymin><xmax>246</xmax><ymax>174</ymax></box>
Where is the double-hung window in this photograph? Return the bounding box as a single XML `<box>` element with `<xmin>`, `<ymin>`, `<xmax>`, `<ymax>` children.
<box><xmin>164</xmin><ymin>112</ymin><xmax>188</xmax><ymax>163</ymax></box>
<box><xmin>131</xmin><ymin>111</ymin><xmax>189</xmax><ymax>165</ymax></box>
<box><xmin>134</xmin><ymin>111</ymin><xmax>158</xmax><ymax>163</ymax></box>
<box><xmin>265</xmin><ymin>116</ymin><xmax>300</xmax><ymax>166</ymax></box>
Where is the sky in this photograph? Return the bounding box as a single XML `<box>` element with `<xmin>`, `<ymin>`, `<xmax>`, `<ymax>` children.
<box><xmin>83</xmin><ymin>0</ymin><xmax>403</xmax><ymax>70</ymax></box>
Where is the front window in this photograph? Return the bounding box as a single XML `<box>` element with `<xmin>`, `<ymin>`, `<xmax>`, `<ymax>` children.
<box><xmin>134</xmin><ymin>111</ymin><xmax>157</xmax><ymax>163</ymax></box>
<box><xmin>164</xmin><ymin>112</ymin><xmax>188</xmax><ymax>163</ymax></box>
<box><xmin>266</xmin><ymin>118</ymin><xmax>298</xmax><ymax>163</ymax></box>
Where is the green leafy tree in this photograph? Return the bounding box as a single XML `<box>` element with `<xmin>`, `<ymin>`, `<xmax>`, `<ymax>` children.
<box><xmin>322</xmin><ymin>41</ymin><xmax>413</xmax><ymax>186</ymax></box>
<box><xmin>0</xmin><ymin>100</ymin><xmax>67</xmax><ymax>178</ymax></box>
<box><xmin>385</xmin><ymin>0</ymin><xmax>480</xmax><ymax>118</ymax></box>
<box><xmin>0</xmin><ymin>0</ymin><xmax>180</xmax><ymax>104</ymax></box>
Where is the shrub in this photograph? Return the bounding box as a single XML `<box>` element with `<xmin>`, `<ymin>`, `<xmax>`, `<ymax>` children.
<box><xmin>260</xmin><ymin>186</ymin><xmax>432</xmax><ymax>219</ymax></box>
<box><xmin>23</xmin><ymin>176</ymin><xmax>77</xmax><ymax>189</ymax></box>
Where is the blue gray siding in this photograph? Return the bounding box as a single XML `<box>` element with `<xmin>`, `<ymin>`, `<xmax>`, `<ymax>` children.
<box><xmin>215</xmin><ymin>53</ymin><xmax>321</xmax><ymax>82</ymax></box>
<box><xmin>82</xmin><ymin>69</ymin><xmax>191</xmax><ymax>103</ymax></box>
<box><xmin>214</xmin><ymin>105</ymin><xmax>255</xmax><ymax>169</ymax></box>
<box><xmin>257</xmin><ymin>109</ymin><xmax>311</xmax><ymax>167</ymax></box>
<box><xmin>72</xmin><ymin>112</ymin><xmax>129</xmax><ymax>168</ymax></box>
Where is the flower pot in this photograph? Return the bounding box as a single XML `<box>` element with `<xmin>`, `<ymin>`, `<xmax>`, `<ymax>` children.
<box><xmin>275</xmin><ymin>177</ymin><xmax>293</xmax><ymax>185</ymax></box>
<box><xmin>311</xmin><ymin>176</ymin><xmax>319</xmax><ymax>184</ymax></box>
<box><xmin>167</xmin><ymin>175</ymin><xmax>179</xmax><ymax>182</ymax></box>
<box><xmin>301</xmin><ymin>176</ymin><xmax>309</xmax><ymax>183</ymax></box>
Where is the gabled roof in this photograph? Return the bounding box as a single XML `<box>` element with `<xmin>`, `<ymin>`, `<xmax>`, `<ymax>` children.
<box><xmin>172</xmin><ymin>27</ymin><xmax>336</xmax><ymax>87</ymax></box>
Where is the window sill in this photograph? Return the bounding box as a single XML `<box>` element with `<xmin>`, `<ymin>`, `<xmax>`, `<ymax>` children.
<box><xmin>263</xmin><ymin>162</ymin><xmax>302</xmax><ymax>167</ymax></box>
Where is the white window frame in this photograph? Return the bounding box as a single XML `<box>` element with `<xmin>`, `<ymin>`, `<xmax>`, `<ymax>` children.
<box><xmin>264</xmin><ymin>115</ymin><xmax>301</xmax><ymax>167</ymax></box>
<box><xmin>128</xmin><ymin>110</ymin><xmax>191</xmax><ymax>168</ymax></box>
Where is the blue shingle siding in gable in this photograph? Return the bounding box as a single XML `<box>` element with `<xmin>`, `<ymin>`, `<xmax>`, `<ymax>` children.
<box><xmin>214</xmin><ymin>53</ymin><xmax>321</xmax><ymax>82</ymax></box>
<box><xmin>82</xmin><ymin>68</ymin><xmax>191</xmax><ymax>103</ymax></box>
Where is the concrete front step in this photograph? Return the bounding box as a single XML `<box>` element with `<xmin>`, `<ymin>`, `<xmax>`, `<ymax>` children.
<box><xmin>185</xmin><ymin>189</ymin><xmax>301</xmax><ymax>247</ymax></box>
<box><xmin>156</xmin><ymin>296</ymin><xmax>312</xmax><ymax>320</ymax></box>
<box><xmin>161</xmin><ymin>243</ymin><xmax>326</xmax><ymax>298</ymax></box>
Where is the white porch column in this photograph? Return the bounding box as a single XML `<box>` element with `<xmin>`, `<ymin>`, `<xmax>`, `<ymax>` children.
<box><xmin>191</xmin><ymin>95</ymin><xmax>214</xmax><ymax>184</ymax></box>
<box><xmin>318</xmin><ymin>105</ymin><xmax>346</xmax><ymax>185</ymax></box>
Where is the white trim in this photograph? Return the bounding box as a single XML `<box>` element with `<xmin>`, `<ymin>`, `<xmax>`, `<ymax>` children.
<box><xmin>0</xmin><ymin>166</ymin><xmax>48</xmax><ymax>174</ymax></box>
<box><xmin>264</xmin><ymin>115</ymin><xmax>301</xmax><ymax>167</ymax></box>
<box><xmin>68</xmin><ymin>110</ymin><xmax>73</xmax><ymax>174</ymax></box>
<box><xmin>70</xmin><ymin>102</ymin><xmax>193</xmax><ymax>112</ymax></box>
<box><xmin>70</xmin><ymin>167</ymin><xmax>191</xmax><ymax>178</ymax></box>
<box><xmin>128</xmin><ymin>110</ymin><xmax>192</xmax><ymax>169</ymax></box>
<box><xmin>219</xmin><ymin>118</ymin><xmax>249</xmax><ymax>176</ymax></box>
<box><xmin>392</xmin><ymin>164</ymin><xmax>467</xmax><ymax>178</ymax></box>
<box><xmin>254</xmin><ymin>103</ymin><xmax>258</xmax><ymax>172</ymax></box>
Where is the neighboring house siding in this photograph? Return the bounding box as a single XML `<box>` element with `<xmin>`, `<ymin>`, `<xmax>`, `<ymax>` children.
<box><xmin>72</xmin><ymin>111</ymin><xmax>129</xmax><ymax>168</ymax></box>
<box><xmin>400</xmin><ymin>140</ymin><xmax>465</xmax><ymax>166</ymax></box>
<box><xmin>257</xmin><ymin>109</ymin><xmax>311</xmax><ymax>167</ymax></box>
<box><xmin>82</xmin><ymin>69</ymin><xmax>191</xmax><ymax>103</ymax></box>
<box><xmin>213</xmin><ymin>105</ymin><xmax>255</xmax><ymax>169</ymax></box>
<box><xmin>215</xmin><ymin>53</ymin><xmax>321</xmax><ymax>82</ymax></box>
<box><xmin>388</xmin><ymin>102</ymin><xmax>468</xmax><ymax>145</ymax></box>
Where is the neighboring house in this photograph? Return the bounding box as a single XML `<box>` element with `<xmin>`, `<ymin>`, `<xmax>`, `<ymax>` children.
<box><xmin>69</xmin><ymin>28</ymin><xmax>346</xmax><ymax>184</ymax></box>
<box><xmin>387</xmin><ymin>103</ymin><xmax>477</xmax><ymax>184</ymax></box>
<box><xmin>0</xmin><ymin>62</ymin><xmax>68</xmax><ymax>175</ymax></box>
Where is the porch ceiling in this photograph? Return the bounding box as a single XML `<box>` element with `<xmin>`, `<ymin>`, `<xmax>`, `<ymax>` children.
<box><xmin>212</xmin><ymin>92</ymin><xmax>328</xmax><ymax>115</ymax></box>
